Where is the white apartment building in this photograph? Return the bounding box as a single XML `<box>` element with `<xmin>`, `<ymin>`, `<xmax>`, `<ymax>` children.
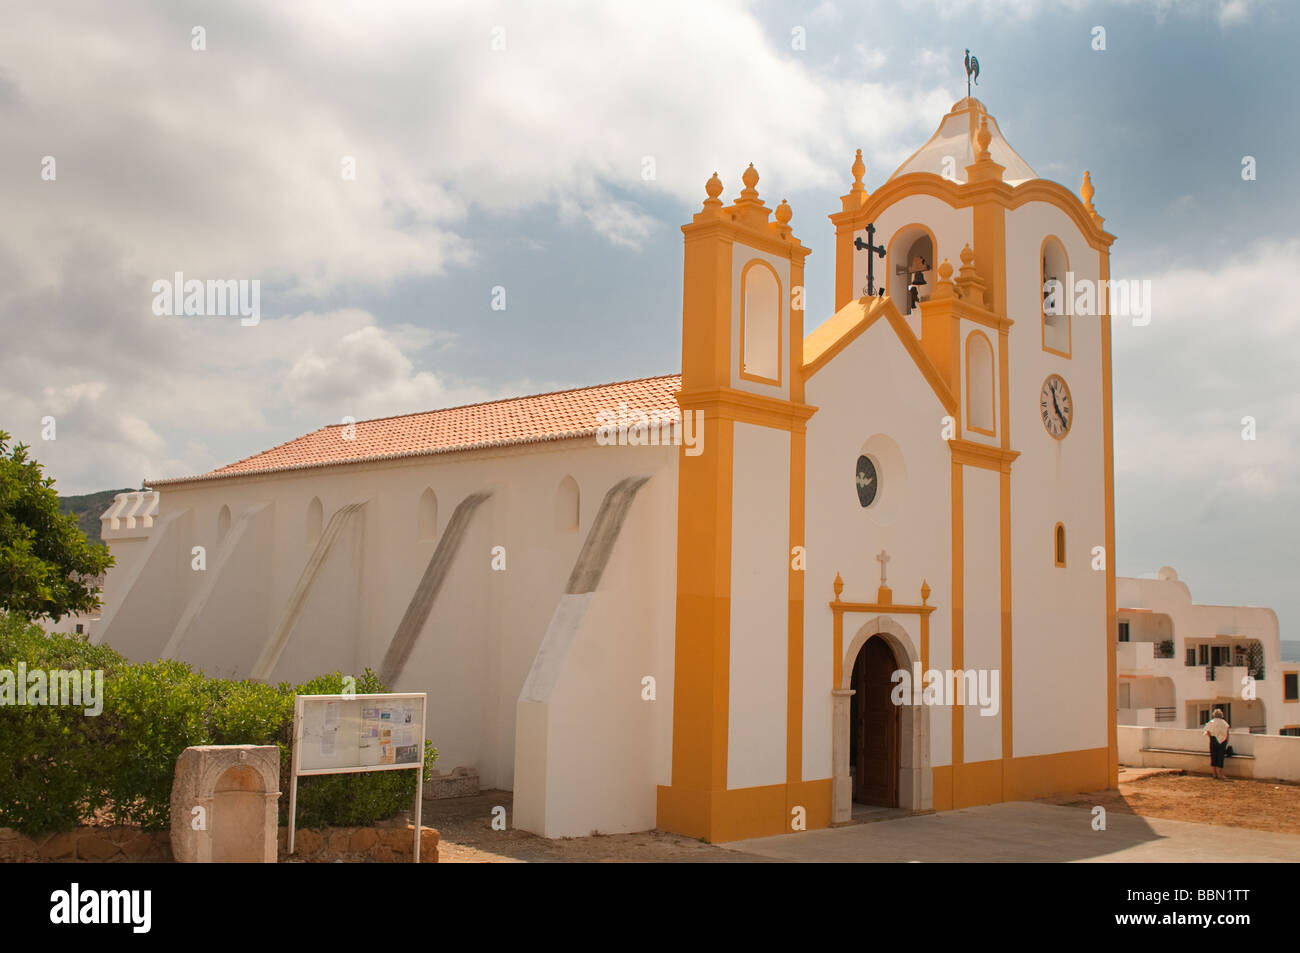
<box><xmin>1117</xmin><ymin>568</ymin><xmax>1299</xmax><ymax>736</ymax></box>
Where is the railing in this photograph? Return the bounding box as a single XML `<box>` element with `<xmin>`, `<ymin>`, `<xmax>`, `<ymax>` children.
<box><xmin>1154</xmin><ymin>707</ymin><xmax>1176</xmax><ymax>723</ymax></box>
<box><xmin>1205</xmin><ymin>665</ymin><xmax>1216</xmax><ymax>682</ymax></box>
<box><xmin>1249</xmin><ymin>726</ymin><xmax>1267</xmax><ymax>735</ymax></box>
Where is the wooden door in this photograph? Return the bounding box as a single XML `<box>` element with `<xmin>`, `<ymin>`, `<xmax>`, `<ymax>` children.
<box><xmin>851</xmin><ymin>637</ymin><xmax>899</xmax><ymax>807</ymax></box>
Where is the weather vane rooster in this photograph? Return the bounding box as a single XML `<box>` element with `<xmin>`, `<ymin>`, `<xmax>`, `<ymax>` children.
<box><xmin>965</xmin><ymin>48</ymin><xmax>980</xmax><ymax>97</ymax></box>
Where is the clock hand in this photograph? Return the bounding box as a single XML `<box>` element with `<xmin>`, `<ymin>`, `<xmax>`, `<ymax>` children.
<box><xmin>1051</xmin><ymin>390</ymin><xmax>1065</xmax><ymax>426</ymax></box>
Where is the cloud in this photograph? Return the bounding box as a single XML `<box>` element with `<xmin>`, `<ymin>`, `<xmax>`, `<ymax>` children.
<box><xmin>0</xmin><ymin>0</ymin><xmax>954</xmax><ymax>295</ymax></box>
<box><xmin>1114</xmin><ymin>240</ymin><xmax>1300</xmax><ymax>533</ymax></box>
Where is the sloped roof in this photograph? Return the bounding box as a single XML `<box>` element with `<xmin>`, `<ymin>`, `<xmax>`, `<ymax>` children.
<box><xmin>889</xmin><ymin>96</ymin><xmax>1037</xmax><ymax>186</ymax></box>
<box><xmin>149</xmin><ymin>374</ymin><xmax>682</xmax><ymax>485</ymax></box>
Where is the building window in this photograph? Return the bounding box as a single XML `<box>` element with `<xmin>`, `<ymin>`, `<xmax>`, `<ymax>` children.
<box><xmin>74</xmin><ymin>624</ymin><xmax>84</xmax><ymax>635</ymax></box>
<box><xmin>1285</xmin><ymin>672</ymin><xmax>1299</xmax><ymax>702</ymax></box>
<box><xmin>1185</xmin><ymin>648</ymin><xmax>1196</xmax><ymax>667</ymax></box>
<box><xmin>965</xmin><ymin>331</ymin><xmax>995</xmax><ymax>436</ymax></box>
<box><xmin>1281</xmin><ymin>727</ymin><xmax>1300</xmax><ymax>737</ymax></box>
<box><xmin>1054</xmin><ymin>523</ymin><xmax>1066</xmax><ymax>567</ymax></box>
<box><xmin>1041</xmin><ymin>236</ymin><xmax>1070</xmax><ymax>356</ymax></box>
<box><xmin>1117</xmin><ymin>621</ymin><xmax>1129</xmax><ymax>643</ymax></box>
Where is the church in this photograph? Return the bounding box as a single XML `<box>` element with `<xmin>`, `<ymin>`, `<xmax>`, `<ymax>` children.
<box><xmin>89</xmin><ymin>95</ymin><xmax>1118</xmax><ymax>842</ymax></box>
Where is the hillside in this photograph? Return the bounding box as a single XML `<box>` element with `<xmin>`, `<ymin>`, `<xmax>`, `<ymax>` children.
<box><xmin>58</xmin><ymin>488</ymin><xmax>136</xmax><ymax>544</ymax></box>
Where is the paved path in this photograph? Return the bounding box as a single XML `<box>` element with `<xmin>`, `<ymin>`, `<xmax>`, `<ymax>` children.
<box><xmin>723</xmin><ymin>802</ymin><xmax>1300</xmax><ymax>862</ymax></box>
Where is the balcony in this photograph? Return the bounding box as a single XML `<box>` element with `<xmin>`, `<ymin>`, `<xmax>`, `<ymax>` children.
<box><xmin>1116</xmin><ymin>641</ymin><xmax>1155</xmax><ymax>675</ymax></box>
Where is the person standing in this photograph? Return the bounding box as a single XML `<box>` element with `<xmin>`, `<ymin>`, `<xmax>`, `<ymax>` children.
<box><xmin>1202</xmin><ymin>709</ymin><xmax>1231</xmax><ymax>780</ymax></box>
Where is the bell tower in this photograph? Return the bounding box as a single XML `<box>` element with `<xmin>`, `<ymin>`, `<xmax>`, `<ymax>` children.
<box><xmin>657</xmin><ymin>167</ymin><xmax>823</xmax><ymax>842</ymax></box>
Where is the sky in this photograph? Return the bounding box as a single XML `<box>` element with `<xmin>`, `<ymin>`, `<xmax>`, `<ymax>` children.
<box><xmin>2</xmin><ymin>0</ymin><xmax>1297</xmax><ymax>632</ymax></box>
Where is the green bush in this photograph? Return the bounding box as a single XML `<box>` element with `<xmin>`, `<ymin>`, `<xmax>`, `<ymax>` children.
<box><xmin>0</xmin><ymin>617</ymin><xmax>436</xmax><ymax>835</ymax></box>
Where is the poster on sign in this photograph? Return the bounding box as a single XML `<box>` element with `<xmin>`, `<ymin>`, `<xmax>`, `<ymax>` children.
<box><xmin>288</xmin><ymin>692</ymin><xmax>427</xmax><ymax>862</ymax></box>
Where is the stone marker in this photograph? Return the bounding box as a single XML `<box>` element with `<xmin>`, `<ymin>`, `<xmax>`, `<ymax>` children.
<box><xmin>171</xmin><ymin>745</ymin><xmax>280</xmax><ymax>863</ymax></box>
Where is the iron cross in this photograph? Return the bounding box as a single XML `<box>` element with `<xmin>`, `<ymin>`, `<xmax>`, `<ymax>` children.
<box><xmin>854</xmin><ymin>223</ymin><xmax>886</xmax><ymax>297</ymax></box>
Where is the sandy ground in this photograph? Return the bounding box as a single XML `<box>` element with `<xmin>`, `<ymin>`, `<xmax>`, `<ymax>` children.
<box><xmin>421</xmin><ymin>769</ymin><xmax>1300</xmax><ymax>862</ymax></box>
<box><xmin>1036</xmin><ymin>767</ymin><xmax>1300</xmax><ymax>836</ymax></box>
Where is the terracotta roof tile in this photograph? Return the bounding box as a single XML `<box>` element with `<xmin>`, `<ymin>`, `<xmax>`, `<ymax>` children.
<box><xmin>148</xmin><ymin>374</ymin><xmax>681</xmax><ymax>485</ymax></box>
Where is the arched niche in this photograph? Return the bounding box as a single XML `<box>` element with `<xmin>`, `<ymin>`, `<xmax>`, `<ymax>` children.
<box><xmin>739</xmin><ymin>259</ymin><xmax>781</xmax><ymax>385</ymax></box>
<box><xmin>555</xmin><ymin>476</ymin><xmax>579</xmax><ymax>532</ymax></box>
<box><xmin>418</xmin><ymin>488</ymin><xmax>438</xmax><ymax>541</ymax></box>
<box><xmin>306</xmin><ymin>497</ymin><xmax>323</xmax><ymax>548</ymax></box>
<box><xmin>965</xmin><ymin>330</ymin><xmax>996</xmax><ymax>436</ymax></box>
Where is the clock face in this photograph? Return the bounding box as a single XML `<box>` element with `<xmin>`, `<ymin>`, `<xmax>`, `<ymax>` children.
<box><xmin>1040</xmin><ymin>374</ymin><xmax>1073</xmax><ymax>439</ymax></box>
<box><xmin>855</xmin><ymin>455</ymin><xmax>879</xmax><ymax>507</ymax></box>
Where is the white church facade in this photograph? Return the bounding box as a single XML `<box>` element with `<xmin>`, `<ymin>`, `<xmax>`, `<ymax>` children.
<box><xmin>89</xmin><ymin>97</ymin><xmax>1121</xmax><ymax>842</ymax></box>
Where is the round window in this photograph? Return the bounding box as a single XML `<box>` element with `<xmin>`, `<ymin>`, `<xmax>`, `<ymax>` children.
<box><xmin>855</xmin><ymin>455</ymin><xmax>879</xmax><ymax>508</ymax></box>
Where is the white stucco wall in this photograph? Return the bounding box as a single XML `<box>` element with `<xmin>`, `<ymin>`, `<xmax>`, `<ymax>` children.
<box><xmin>802</xmin><ymin>315</ymin><xmax>954</xmax><ymax>779</ymax></box>
<box><xmin>727</xmin><ymin>422</ymin><xmax>790</xmax><ymax>790</ymax></box>
<box><xmin>97</xmin><ymin>437</ymin><xmax>678</xmax><ymax>809</ymax></box>
<box><xmin>1006</xmin><ymin>200</ymin><xmax>1109</xmax><ymax>758</ymax></box>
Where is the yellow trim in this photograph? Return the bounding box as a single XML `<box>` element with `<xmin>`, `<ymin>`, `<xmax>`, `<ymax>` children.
<box><xmin>1040</xmin><ymin>373</ymin><xmax>1073</xmax><ymax>440</ymax></box>
<box><xmin>676</xmin><ymin>386</ymin><xmax>816</xmax><ymax>431</ymax></box>
<box><xmin>1040</xmin><ymin>235</ymin><xmax>1072</xmax><ymax>359</ymax></box>
<box><xmin>829</xmin><ymin>579</ymin><xmax>936</xmax><ymax>692</ymax></box>
<box><xmin>829</xmin><ymin>172</ymin><xmax>1115</xmax><ymax>313</ymax></box>
<box><xmin>949</xmin><ymin>439</ymin><xmax>1019</xmax><ymax>472</ymax></box>
<box><xmin>1100</xmin><ymin>248</ymin><xmax>1119</xmax><ymax>787</ymax></box>
<box><xmin>1054</xmin><ymin>522</ymin><xmax>1066</xmax><ymax>567</ymax></box>
<box><xmin>964</xmin><ymin>329</ymin><xmax>996</xmax><ymax>437</ymax></box>
<box><xmin>738</xmin><ymin>258</ymin><xmax>783</xmax><ymax>387</ymax></box>
<box><xmin>1283</xmin><ymin>670</ymin><xmax>1299</xmax><ymax>702</ymax></box>
<box><xmin>802</xmin><ymin>295</ymin><xmax>958</xmax><ymax>415</ymax></box>
<box><xmin>930</xmin><ymin>748</ymin><xmax>1111</xmax><ymax>812</ymax></box>
<box><xmin>951</xmin><ymin>460</ymin><xmax>963</xmax><ymax>778</ymax></box>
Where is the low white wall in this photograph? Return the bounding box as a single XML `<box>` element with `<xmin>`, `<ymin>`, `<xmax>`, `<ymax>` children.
<box><xmin>1118</xmin><ymin>725</ymin><xmax>1300</xmax><ymax>781</ymax></box>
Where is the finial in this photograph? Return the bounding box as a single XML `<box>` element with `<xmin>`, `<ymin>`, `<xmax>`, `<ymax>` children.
<box><xmin>931</xmin><ymin>258</ymin><xmax>955</xmax><ymax>300</ymax></box>
<box><xmin>975</xmin><ymin>115</ymin><xmax>992</xmax><ymax>160</ymax></box>
<box><xmin>851</xmin><ymin>149</ymin><xmax>866</xmax><ymax>192</ymax></box>
<box><xmin>955</xmin><ymin>243</ymin><xmax>987</xmax><ymax>306</ymax></box>
<box><xmin>774</xmin><ymin>199</ymin><xmax>792</xmax><ymax>225</ymax></box>
<box><xmin>921</xmin><ymin>579</ymin><xmax>931</xmax><ymax>605</ymax></box>
<box><xmin>704</xmin><ymin>172</ymin><xmax>723</xmax><ymax>207</ymax></box>
<box><xmin>833</xmin><ymin>572</ymin><xmax>844</xmax><ymax>599</ymax></box>
<box><xmin>740</xmin><ymin>163</ymin><xmax>760</xmax><ymax>200</ymax></box>
<box><xmin>1080</xmin><ymin>170</ymin><xmax>1105</xmax><ymax>227</ymax></box>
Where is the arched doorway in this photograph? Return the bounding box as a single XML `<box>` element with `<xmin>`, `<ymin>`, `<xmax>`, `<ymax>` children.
<box><xmin>849</xmin><ymin>635</ymin><xmax>900</xmax><ymax>807</ymax></box>
<box><xmin>832</xmin><ymin>616</ymin><xmax>929</xmax><ymax>822</ymax></box>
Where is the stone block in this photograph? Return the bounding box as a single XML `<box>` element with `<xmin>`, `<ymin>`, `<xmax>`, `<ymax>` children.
<box><xmin>349</xmin><ymin>828</ymin><xmax>378</xmax><ymax>852</ymax></box>
<box><xmin>170</xmin><ymin>745</ymin><xmax>280</xmax><ymax>863</ymax></box>
<box><xmin>76</xmin><ymin>831</ymin><xmax>121</xmax><ymax>861</ymax></box>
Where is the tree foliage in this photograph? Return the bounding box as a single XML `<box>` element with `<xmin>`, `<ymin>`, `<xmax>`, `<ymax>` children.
<box><xmin>0</xmin><ymin>430</ymin><xmax>114</xmax><ymax>620</ymax></box>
